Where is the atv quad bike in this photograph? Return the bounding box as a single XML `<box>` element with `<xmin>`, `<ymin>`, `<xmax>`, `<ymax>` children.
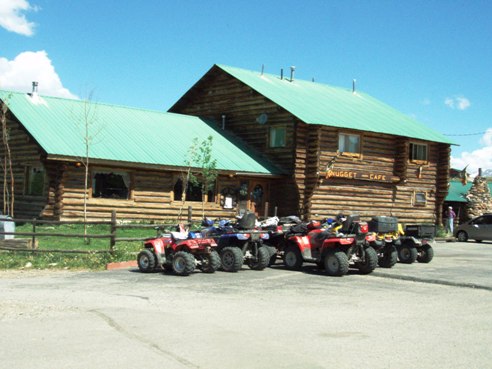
<box><xmin>137</xmin><ymin>224</ymin><xmax>220</xmax><ymax>276</ymax></box>
<box><xmin>282</xmin><ymin>215</ymin><xmax>378</xmax><ymax>276</ymax></box>
<box><xmin>397</xmin><ymin>224</ymin><xmax>435</xmax><ymax>264</ymax></box>
<box><xmin>367</xmin><ymin>216</ymin><xmax>401</xmax><ymax>268</ymax></box>
<box><xmin>203</xmin><ymin>212</ymin><xmax>271</xmax><ymax>272</ymax></box>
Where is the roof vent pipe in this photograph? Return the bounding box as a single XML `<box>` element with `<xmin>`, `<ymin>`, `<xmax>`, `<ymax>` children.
<box><xmin>221</xmin><ymin>114</ymin><xmax>226</xmax><ymax>130</ymax></box>
<box><xmin>290</xmin><ymin>66</ymin><xmax>295</xmax><ymax>82</ymax></box>
<box><xmin>261</xmin><ymin>64</ymin><xmax>264</xmax><ymax>76</ymax></box>
<box><xmin>32</xmin><ymin>81</ymin><xmax>38</xmax><ymax>95</ymax></box>
<box><xmin>280</xmin><ymin>68</ymin><xmax>283</xmax><ymax>80</ymax></box>
<box><xmin>352</xmin><ymin>79</ymin><xmax>356</xmax><ymax>93</ymax></box>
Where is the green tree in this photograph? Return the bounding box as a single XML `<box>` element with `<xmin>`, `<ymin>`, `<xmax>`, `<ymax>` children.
<box><xmin>73</xmin><ymin>92</ymin><xmax>101</xmax><ymax>242</ymax></box>
<box><xmin>178</xmin><ymin>136</ymin><xmax>218</xmax><ymax>219</ymax></box>
<box><xmin>0</xmin><ymin>94</ymin><xmax>14</xmax><ymax>216</ymax></box>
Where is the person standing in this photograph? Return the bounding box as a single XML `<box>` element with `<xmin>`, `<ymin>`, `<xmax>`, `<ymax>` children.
<box><xmin>445</xmin><ymin>206</ymin><xmax>456</xmax><ymax>234</ymax></box>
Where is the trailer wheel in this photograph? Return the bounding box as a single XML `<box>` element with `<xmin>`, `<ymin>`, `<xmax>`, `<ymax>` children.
<box><xmin>172</xmin><ymin>251</ymin><xmax>195</xmax><ymax>276</ymax></box>
<box><xmin>201</xmin><ymin>251</ymin><xmax>221</xmax><ymax>273</ymax></box>
<box><xmin>324</xmin><ymin>251</ymin><xmax>349</xmax><ymax>276</ymax></box>
<box><xmin>398</xmin><ymin>242</ymin><xmax>418</xmax><ymax>264</ymax></box>
<box><xmin>357</xmin><ymin>247</ymin><xmax>378</xmax><ymax>274</ymax></box>
<box><xmin>220</xmin><ymin>247</ymin><xmax>243</xmax><ymax>272</ymax></box>
<box><xmin>248</xmin><ymin>246</ymin><xmax>269</xmax><ymax>270</ymax></box>
<box><xmin>417</xmin><ymin>245</ymin><xmax>434</xmax><ymax>263</ymax></box>
<box><xmin>378</xmin><ymin>245</ymin><xmax>397</xmax><ymax>268</ymax></box>
<box><xmin>137</xmin><ymin>249</ymin><xmax>157</xmax><ymax>273</ymax></box>
<box><xmin>283</xmin><ymin>245</ymin><xmax>303</xmax><ymax>270</ymax></box>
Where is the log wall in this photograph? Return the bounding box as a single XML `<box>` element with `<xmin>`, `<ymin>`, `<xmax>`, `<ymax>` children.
<box><xmin>304</xmin><ymin>126</ymin><xmax>449</xmax><ymax>224</ymax></box>
<box><xmin>58</xmin><ymin>167</ymin><xmax>243</xmax><ymax>222</ymax></box>
<box><xmin>0</xmin><ymin>117</ymin><xmax>49</xmax><ymax>219</ymax></box>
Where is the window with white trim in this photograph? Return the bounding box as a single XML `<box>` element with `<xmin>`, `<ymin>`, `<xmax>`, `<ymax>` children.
<box><xmin>410</xmin><ymin>143</ymin><xmax>428</xmax><ymax>162</ymax></box>
<box><xmin>338</xmin><ymin>133</ymin><xmax>361</xmax><ymax>154</ymax></box>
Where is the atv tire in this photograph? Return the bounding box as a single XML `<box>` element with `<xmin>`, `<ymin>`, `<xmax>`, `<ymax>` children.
<box><xmin>357</xmin><ymin>247</ymin><xmax>378</xmax><ymax>274</ymax></box>
<box><xmin>417</xmin><ymin>245</ymin><xmax>434</xmax><ymax>263</ymax></box>
<box><xmin>398</xmin><ymin>243</ymin><xmax>418</xmax><ymax>264</ymax></box>
<box><xmin>283</xmin><ymin>245</ymin><xmax>303</xmax><ymax>270</ymax></box>
<box><xmin>172</xmin><ymin>251</ymin><xmax>195</xmax><ymax>276</ymax></box>
<box><xmin>220</xmin><ymin>247</ymin><xmax>244</xmax><ymax>272</ymax></box>
<box><xmin>324</xmin><ymin>251</ymin><xmax>349</xmax><ymax>276</ymax></box>
<box><xmin>201</xmin><ymin>251</ymin><xmax>221</xmax><ymax>273</ymax></box>
<box><xmin>378</xmin><ymin>245</ymin><xmax>398</xmax><ymax>268</ymax></box>
<box><xmin>248</xmin><ymin>246</ymin><xmax>269</xmax><ymax>271</ymax></box>
<box><xmin>137</xmin><ymin>249</ymin><xmax>157</xmax><ymax>273</ymax></box>
<box><xmin>266</xmin><ymin>246</ymin><xmax>278</xmax><ymax>266</ymax></box>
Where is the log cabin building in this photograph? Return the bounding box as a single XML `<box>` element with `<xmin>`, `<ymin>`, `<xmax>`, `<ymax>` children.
<box><xmin>170</xmin><ymin>64</ymin><xmax>455</xmax><ymax>224</ymax></box>
<box><xmin>0</xmin><ymin>90</ymin><xmax>282</xmax><ymax>221</ymax></box>
<box><xmin>1</xmin><ymin>64</ymin><xmax>454</xmax><ymax>223</ymax></box>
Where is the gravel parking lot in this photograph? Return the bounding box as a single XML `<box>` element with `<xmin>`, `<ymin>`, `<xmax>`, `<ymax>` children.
<box><xmin>1</xmin><ymin>241</ymin><xmax>491</xmax><ymax>369</ymax></box>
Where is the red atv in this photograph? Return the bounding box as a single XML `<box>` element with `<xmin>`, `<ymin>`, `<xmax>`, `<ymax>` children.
<box><xmin>137</xmin><ymin>225</ymin><xmax>220</xmax><ymax>276</ymax></box>
<box><xmin>282</xmin><ymin>215</ymin><xmax>377</xmax><ymax>276</ymax></box>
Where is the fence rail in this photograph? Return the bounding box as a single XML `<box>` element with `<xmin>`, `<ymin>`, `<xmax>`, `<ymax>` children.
<box><xmin>0</xmin><ymin>210</ymin><xmax>186</xmax><ymax>254</ymax></box>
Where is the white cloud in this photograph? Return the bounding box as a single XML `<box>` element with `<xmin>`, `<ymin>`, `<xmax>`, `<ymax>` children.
<box><xmin>0</xmin><ymin>51</ymin><xmax>77</xmax><ymax>98</ymax></box>
<box><xmin>0</xmin><ymin>0</ymin><xmax>36</xmax><ymax>36</ymax></box>
<box><xmin>445</xmin><ymin>96</ymin><xmax>471</xmax><ymax>111</ymax></box>
<box><xmin>451</xmin><ymin>128</ymin><xmax>492</xmax><ymax>177</ymax></box>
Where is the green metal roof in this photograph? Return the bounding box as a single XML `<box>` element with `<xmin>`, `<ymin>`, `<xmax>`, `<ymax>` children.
<box><xmin>0</xmin><ymin>90</ymin><xmax>279</xmax><ymax>174</ymax></box>
<box><xmin>215</xmin><ymin>64</ymin><xmax>455</xmax><ymax>145</ymax></box>
<box><xmin>446</xmin><ymin>180</ymin><xmax>492</xmax><ymax>202</ymax></box>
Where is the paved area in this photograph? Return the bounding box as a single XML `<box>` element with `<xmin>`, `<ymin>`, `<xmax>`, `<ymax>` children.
<box><xmin>0</xmin><ymin>241</ymin><xmax>491</xmax><ymax>369</ymax></box>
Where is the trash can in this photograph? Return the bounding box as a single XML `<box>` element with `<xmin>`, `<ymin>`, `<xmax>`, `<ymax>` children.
<box><xmin>0</xmin><ymin>215</ymin><xmax>15</xmax><ymax>239</ymax></box>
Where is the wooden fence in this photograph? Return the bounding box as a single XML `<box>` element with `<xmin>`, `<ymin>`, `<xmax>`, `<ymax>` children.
<box><xmin>0</xmin><ymin>209</ymin><xmax>195</xmax><ymax>254</ymax></box>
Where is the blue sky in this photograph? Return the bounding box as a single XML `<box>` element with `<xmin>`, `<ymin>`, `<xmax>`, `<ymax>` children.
<box><xmin>1</xmin><ymin>0</ymin><xmax>491</xmax><ymax>175</ymax></box>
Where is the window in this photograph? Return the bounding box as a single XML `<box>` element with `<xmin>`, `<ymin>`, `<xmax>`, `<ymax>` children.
<box><xmin>414</xmin><ymin>191</ymin><xmax>427</xmax><ymax>206</ymax></box>
<box><xmin>410</xmin><ymin>143</ymin><xmax>428</xmax><ymax>162</ymax></box>
<box><xmin>92</xmin><ymin>171</ymin><xmax>130</xmax><ymax>199</ymax></box>
<box><xmin>472</xmin><ymin>216</ymin><xmax>492</xmax><ymax>225</ymax></box>
<box><xmin>25</xmin><ymin>166</ymin><xmax>45</xmax><ymax>196</ymax></box>
<box><xmin>339</xmin><ymin>133</ymin><xmax>361</xmax><ymax>154</ymax></box>
<box><xmin>173</xmin><ymin>178</ymin><xmax>215</xmax><ymax>202</ymax></box>
<box><xmin>269</xmin><ymin>126</ymin><xmax>286</xmax><ymax>148</ymax></box>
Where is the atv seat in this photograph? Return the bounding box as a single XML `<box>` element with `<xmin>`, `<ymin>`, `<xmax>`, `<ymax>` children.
<box><xmin>237</xmin><ymin>212</ymin><xmax>257</xmax><ymax>230</ymax></box>
<box><xmin>341</xmin><ymin>215</ymin><xmax>360</xmax><ymax>234</ymax></box>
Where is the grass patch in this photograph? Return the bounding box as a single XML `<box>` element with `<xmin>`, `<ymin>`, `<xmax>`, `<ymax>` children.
<box><xmin>0</xmin><ymin>223</ymin><xmax>160</xmax><ymax>270</ymax></box>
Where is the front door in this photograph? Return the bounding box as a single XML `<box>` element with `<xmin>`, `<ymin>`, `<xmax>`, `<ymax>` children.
<box><xmin>248</xmin><ymin>180</ymin><xmax>269</xmax><ymax>217</ymax></box>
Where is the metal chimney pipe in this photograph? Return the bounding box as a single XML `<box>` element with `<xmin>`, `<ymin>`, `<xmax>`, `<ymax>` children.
<box><xmin>352</xmin><ymin>79</ymin><xmax>356</xmax><ymax>93</ymax></box>
<box><xmin>280</xmin><ymin>68</ymin><xmax>283</xmax><ymax>80</ymax></box>
<box><xmin>221</xmin><ymin>114</ymin><xmax>226</xmax><ymax>130</ymax></box>
<box><xmin>478</xmin><ymin>168</ymin><xmax>482</xmax><ymax>177</ymax></box>
<box><xmin>32</xmin><ymin>81</ymin><xmax>38</xmax><ymax>94</ymax></box>
<box><xmin>290</xmin><ymin>66</ymin><xmax>295</xmax><ymax>81</ymax></box>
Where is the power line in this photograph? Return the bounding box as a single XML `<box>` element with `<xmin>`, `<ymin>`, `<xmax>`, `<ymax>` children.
<box><xmin>444</xmin><ymin>131</ymin><xmax>487</xmax><ymax>136</ymax></box>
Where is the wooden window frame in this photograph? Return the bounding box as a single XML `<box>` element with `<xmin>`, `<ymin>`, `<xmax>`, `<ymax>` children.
<box><xmin>409</xmin><ymin>142</ymin><xmax>428</xmax><ymax>164</ymax></box>
<box><xmin>338</xmin><ymin>132</ymin><xmax>362</xmax><ymax>158</ymax></box>
<box><xmin>413</xmin><ymin>191</ymin><xmax>427</xmax><ymax>206</ymax></box>
<box><xmin>172</xmin><ymin>175</ymin><xmax>216</xmax><ymax>203</ymax></box>
<box><xmin>269</xmin><ymin>126</ymin><xmax>287</xmax><ymax>148</ymax></box>
<box><xmin>91</xmin><ymin>168</ymin><xmax>132</xmax><ymax>200</ymax></box>
<box><xmin>24</xmin><ymin>165</ymin><xmax>46</xmax><ymax>196</ymax></box>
